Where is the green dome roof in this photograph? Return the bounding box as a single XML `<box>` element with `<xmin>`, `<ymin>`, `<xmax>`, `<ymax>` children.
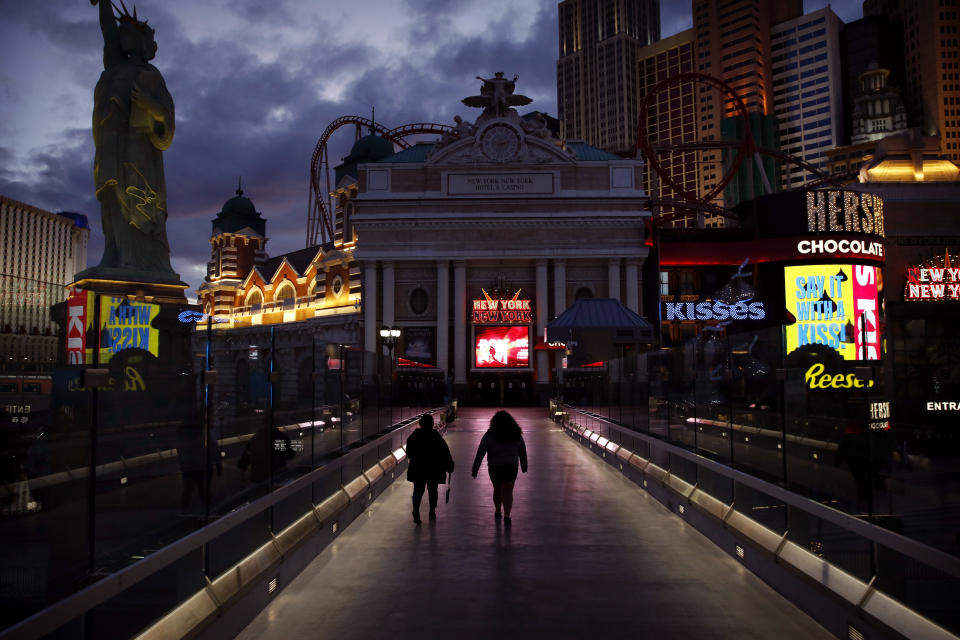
<box><xmin>349</xmin><ymin>133</ymin><xmax>395</xmax><ymax>162</ymax></box>
<box><xmin>335</xmin><ymin>131</ymin><xmax>395</xmax><ymax>183</ymax></box>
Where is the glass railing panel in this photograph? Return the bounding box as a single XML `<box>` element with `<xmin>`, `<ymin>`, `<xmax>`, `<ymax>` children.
<box><xmin>84</xmin><ymin>548</ymin><xmax>205</xmax><ymax>640</ymax></box>
<box><xmin>89</xmin><ymin>304</ymin><xmax>204</xmax><ymax>575</ymax></box>
<box><xmin>697</xmin><ymin>465</ymin><xmax>733</xmax><ymax>504</ymax></box>
<box><xmin>670</xmin><ymin>454</ymin><xmax>698</xmax><ymax>486</ymax></box>
<box><xmin>2</xmin><ymin>366</ymin><xmax>91</xmax><ymax>630</ymax></box>
<box><xmin>875</xmin><ymin>549</ymin><xmax>960</xmax><ymax>634</ymax></box>
<box><xmin>312</xmin><ymin>472</ymin><xmax>343</xmax><ymax>506</ymax></box>
<box><xmin>271</xmin><ymin>483</ymin><xmax>314</xmax><ymax>534</ymax></box>
<box><xmin>205</xmin><ymin>510</ymin><xmax>270</xmax><ymax>578</ymax></box>
<box><xmin>733</xmin><ymin>480</ymin><xmax>787</xmax><ymax>536</ymax></box>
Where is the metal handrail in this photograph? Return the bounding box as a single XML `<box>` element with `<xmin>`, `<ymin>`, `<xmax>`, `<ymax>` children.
<box><xmin>563</xmin><ymin>404</ymin><xmax>960</xmax><ymax>580</ymax></box>
<box><xmin>0</xmin><ymin>410</ymin><xmax>442</xmax><ymax>640</ymax></box>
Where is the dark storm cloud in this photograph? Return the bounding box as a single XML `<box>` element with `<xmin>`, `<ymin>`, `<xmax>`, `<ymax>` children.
<box><xmin>2</xmin><ymin>0</ymin><xmax>865</xmax><ymax>297</ymax></box>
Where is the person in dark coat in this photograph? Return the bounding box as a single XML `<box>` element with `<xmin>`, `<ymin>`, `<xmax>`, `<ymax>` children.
<box><xmin>406</xmin><ymin>414</ymin><xmax>454</xmax><ymax>524</ymax></box>
<box><xmin>471</xmin><ymin>410</ymin><xmax>527</xmax><ymax>525</ymax></box>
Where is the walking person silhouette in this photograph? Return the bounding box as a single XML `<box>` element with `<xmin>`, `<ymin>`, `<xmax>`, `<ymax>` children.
<box><xmin>471</xmin><ymin>410</ymin><xmax>528</xmax><ymax>525</ymax></box>
<box><xmin>406</xmin><ymin>414</ymin><xmax>454</xmax><ymax>525</ymax></box>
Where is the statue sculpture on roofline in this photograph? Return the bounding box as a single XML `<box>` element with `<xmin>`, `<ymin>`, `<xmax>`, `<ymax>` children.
<box><xmin>431</xmin><ymin>73</ymin><xmax>572</xmax><ymax>162</ymax></box>
<box><xmin>75</xmin><ymin>0</ymin><xmax>183</xmax><ymax>289</ymax></box>
<box><xmin>462</xmin><ymin>71</ymin><xmax>532</xmax><ymax>118</ymax></box>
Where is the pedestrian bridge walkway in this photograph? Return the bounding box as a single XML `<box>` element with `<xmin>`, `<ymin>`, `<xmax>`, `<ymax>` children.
<box><xmin>8</xmin><ymin>407</ymin><xmax>956</xmax><ymax>640</ymax></box>
<box><xmin>234</xmin><ymin>408</ymin><xmax>830</xmax><ymax>639</ymax></box>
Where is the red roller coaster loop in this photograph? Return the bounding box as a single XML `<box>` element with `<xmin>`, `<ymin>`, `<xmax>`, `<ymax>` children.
<box><xmin>306</xmin><ymin>117</ymin><xmax>455</xmax><ymax>247</ymax></box>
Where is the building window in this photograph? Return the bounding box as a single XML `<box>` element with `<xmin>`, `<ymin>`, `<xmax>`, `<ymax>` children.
<box><xmin>575</xmin><ymin>286</ymin><xmax>594</xmax><ymax>300</ymax></box>
<box><xmin>273</xmin><ymin>282</ymin><xmax>297</xmax><ymax>302</ymax></box>
<box><xmin>331</xmin><ymin>275</ymin><xmax>344</xmax><ymax>297</ymax></box>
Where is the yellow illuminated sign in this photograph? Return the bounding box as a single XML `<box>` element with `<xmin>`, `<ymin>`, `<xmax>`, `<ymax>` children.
<box><xmin>785</xmin><ymin>264</ymin><xmax>857</xmax><ymax>359</ymax></box>
<box><xmin>97</xmin><ymin>297</ymin><xmax>160</xmax><ymax>362</ymax></box>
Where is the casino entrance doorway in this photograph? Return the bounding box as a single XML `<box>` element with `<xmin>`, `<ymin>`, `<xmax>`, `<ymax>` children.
<box><xmin>468</xmin><ymin>371</ymin><xmax>535</xmax><ymax>406</ymax></box>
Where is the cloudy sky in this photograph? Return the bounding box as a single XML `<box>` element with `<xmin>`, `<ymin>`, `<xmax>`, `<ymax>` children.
<box><xmin>1</xmin><ymin>0</ymin><xmax>861</xmax><ymax>299</ymax></box>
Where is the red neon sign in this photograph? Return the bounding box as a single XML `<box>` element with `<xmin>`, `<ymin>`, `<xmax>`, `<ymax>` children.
<box><xmin>475</xmin><ymin>326</ymin><xmax>529</xmax><ymax>368</ymax></box>
<box><xmin>852</xmin><ymin>265</ymin><xmax>880</xmax><ymax>361</ymax></box>
<box><xmin>906</xmin><ymin>267</ymin><xmax>960</xmax><ymax>301</ymax></box>
<box><xmin>472</xmin><ymin>298</ymin><xmax>533</xmax><ymax>323</ymax></box>
<box><xmin>66</xmin><ymin>289</ymin><xmax>90</xmax><ymax>365</ymax></box>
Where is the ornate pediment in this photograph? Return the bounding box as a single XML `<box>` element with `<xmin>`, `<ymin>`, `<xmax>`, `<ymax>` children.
<box><xmin>427</xmin><ymin>118</ymin><xmax>574</xmax><ymax>165</ymax></box>
<box><xmin>427</xmin><ymin>72</ymin><xmax>574</xmax><ymax>165</ymax></box>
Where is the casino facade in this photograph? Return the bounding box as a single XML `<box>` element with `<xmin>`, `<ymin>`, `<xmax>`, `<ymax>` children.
<box><xmin>197</xmin><ymin>78</ymin><xmax>650</xmax><ymax>406</ymax></box>
<box><xmin>350</xmin><ymin>100</ymin><xmax>649</xmax><ymax>404</ymax></box>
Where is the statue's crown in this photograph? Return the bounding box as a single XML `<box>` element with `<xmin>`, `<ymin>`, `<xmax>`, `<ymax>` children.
<box><xmin>113</xmin><ymin>0</ymin><xmax>150</xmax><ymax>30</ymax></box>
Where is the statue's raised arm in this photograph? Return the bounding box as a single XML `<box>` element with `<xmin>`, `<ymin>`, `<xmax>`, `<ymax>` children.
<box><xmin>93</xmin><ymin>0</ymin><xmax>123</xmax><ymax>68</ymax></box>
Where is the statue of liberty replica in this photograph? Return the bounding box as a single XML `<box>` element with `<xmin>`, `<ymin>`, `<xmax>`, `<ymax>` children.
<box><xmin>74</xmin><ymin>0</ymin><xmax>185</xmax><ymax>297</ymax></box>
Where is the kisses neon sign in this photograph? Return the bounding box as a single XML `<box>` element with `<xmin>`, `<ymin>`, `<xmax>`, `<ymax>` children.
<box><xmin>663</xmin><ymin>300</ymin><xmax>766</xmax><ymax>321</ymax></box>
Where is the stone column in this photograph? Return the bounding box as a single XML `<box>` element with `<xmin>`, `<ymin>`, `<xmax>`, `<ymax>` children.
<box><xmin>553</xmin><ymin>259</ymin><xmax>566</xmax><ymax>390</ymax></box>
<box><xmin>436</xmin><ymin>261</ymin><xmax>449</xmax><ymax>379</ymax></box>
<box><xmin>536</xmin><ymin>259</ymin><xmax>549</xmax><ymax>386</ymax></box>
<box><xmin>363</xmin><ymin>261</ymin><xmax>377</xmax><ymax>382</ymax></box>
<box><xmin>608</xmin><ymin>258</ymin><xmax>621</xmax><ymax>301</ymax></box>
<box><xmin>625</xmin><ymin>259</ymin><xmax>640</xmax><ymax>314</ymax></box>
<box><xmin>553</xmin><ymin>259</ymin><xmax>567</xmax><ymax>316</ymax></box>
<box><xmin>453</xmin><ymin>261</ymin><xmax>467</xmax><ymax>386</ymax></box>
<box><xmin>382</xmin><ymin>260</ymin><xmax>395</xmax><ymax>357</ymax></box>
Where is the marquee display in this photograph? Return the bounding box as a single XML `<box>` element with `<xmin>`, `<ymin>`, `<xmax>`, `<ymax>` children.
<box><xmin>784</xmin><ymin>264</ymin><xmax>881</xmax><ymax>361</ymax></box>
<box><xmin>475</xmin><ymin>325</ymin><xmax>529</xmax><ymax>368</ymax></box>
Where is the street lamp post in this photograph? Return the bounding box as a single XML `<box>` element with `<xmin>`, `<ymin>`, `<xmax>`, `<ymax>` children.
<box><xmin>379</xmin><ymin>326</ymin><xmax>401</xmax><ymax>424</ymax></box>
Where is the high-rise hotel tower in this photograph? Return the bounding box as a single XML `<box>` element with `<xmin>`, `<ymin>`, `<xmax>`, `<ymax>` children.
<box><xmin>557</xmin><ymin>0</ymin><xmax>661</xmax><ymax>157</ymax></box>
<box><xmin>0</xmin><ymin>195</ymin><xmax>89</xmax><ymax>368</ymax></box>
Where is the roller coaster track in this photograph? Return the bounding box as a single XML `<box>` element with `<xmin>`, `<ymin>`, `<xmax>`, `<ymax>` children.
<box><xmin>636</xmin><ymin>72</ymin><xmax>852</xmax><ymax>226</ymax></box>
<box><xmin>306</xmin><ymin>117</ymin><xmax>455</xmax><ymax>247</ymax></box>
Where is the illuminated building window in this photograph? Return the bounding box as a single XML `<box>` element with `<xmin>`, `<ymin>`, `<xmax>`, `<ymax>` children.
<box><xmin>275</xmin><ymin>282</ymin><xmax>296</xmax><ymax>304</ymax></box>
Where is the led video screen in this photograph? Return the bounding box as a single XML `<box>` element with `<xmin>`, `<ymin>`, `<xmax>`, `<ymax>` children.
<box><xmin>784</xmin><ymin>264</ymin><xmax>880</xmax><ymax>360</ymax></box>
<box><xmin>475</xmin><ymin>325</ymin><xmax>529</xmax><ymax>368</ymax></box>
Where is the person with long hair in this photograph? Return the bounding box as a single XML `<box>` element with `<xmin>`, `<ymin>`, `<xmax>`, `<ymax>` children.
<box><xmin>471</xmin><ymin>410</ymin><xmax>528</xmax><ymax>525</ymax></box>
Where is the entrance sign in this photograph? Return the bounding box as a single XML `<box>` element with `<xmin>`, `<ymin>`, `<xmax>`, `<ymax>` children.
<box><xmin>784</xmin><ymin>264</ymin><xmax>880</xmax><ymax>361</ymax></box>
<box><xmin>927</xmin><ymin>401</ymin><xmax>960</xmax><ymax>411</ymax></box>
<box><xmin>447</xmin><ymin>172</ymin><xmax>554</xmax><ymax>196</ymax></box>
